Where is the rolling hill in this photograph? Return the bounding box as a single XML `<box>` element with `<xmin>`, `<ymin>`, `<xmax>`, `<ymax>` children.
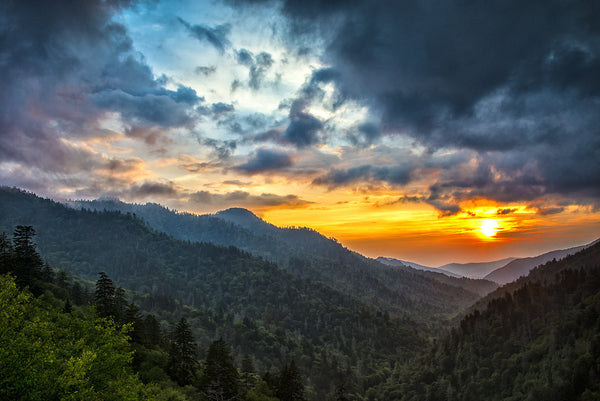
<box><xmin>0</xmin><ymin>187</ymin><xmax>424</xmax><ymax>399</ymax></box>
<box><xmin>65</xmin><ymin>194</ymin><xmax>491</xmax><ymax>321</ymax></box>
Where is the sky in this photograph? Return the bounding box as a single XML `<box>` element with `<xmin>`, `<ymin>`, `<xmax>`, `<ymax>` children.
<box><xmin>1</xmin><ymin>0</ymin><xmax>600</xmax><ymax>266</ymax></box>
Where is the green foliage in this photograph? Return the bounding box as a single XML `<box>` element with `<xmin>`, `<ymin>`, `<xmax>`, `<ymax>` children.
<box><xmin>202</xmin><ymin>338</ymin><xmax>241</xmax><ymax>400</ymax></box>
<box><xmin>167</xmin><ymin>318</ymin><xmax>198</xmax><ymax>387</ymax></box>
<box><xmin>0</xmin><ymin>188</ymin><xmax>428</xmax><ymax>399</ymax></box>
<box><xmin>274</xmin><ymin>361</ymin><xmax>306</xmax><ymax>401</ymax></box>
<box><xmin>0</xmin><ymin>225</ymin><xmax>45</xmax><ymax>294</ymax></box>
<box><xmin>0</xmin><ymin>273</ymin><xmax>148</xmax><ymax>400</ymax></box>
<box><xmin>374</xmin><ymin>250</ymin><xmax>600</xmax><ymax>400</ymax></box>
<box><xmin>95</xmin><ymin>271</ymin><xmax>116</xmax><ymax>318</ymax></box>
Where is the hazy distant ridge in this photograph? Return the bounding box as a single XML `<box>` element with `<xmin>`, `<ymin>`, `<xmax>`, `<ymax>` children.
<box><xmin>483</xmin><ymin>239</ymin><xmax>600</xmax><ymax>285</ymax></box>
<box><xmin>376</xmin><ymin>257</ymin><xmax>461</xmax><ymax>278</ymax></box>
<box><xmin>436</xmin><ymin>258</ymin><xmax>517</xmax><ymax>279</ymax></box>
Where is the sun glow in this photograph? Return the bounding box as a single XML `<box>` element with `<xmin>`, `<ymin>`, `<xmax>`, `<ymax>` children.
<box><xmin>479</xmin><ymin>219</ymin><xmax>499</xmax><ymax>238</ymax></box>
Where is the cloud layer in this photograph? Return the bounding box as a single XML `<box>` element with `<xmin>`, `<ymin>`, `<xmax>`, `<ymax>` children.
<box><xmin>227</xmin><ymin>0</ymin><xmax>600</xmax><ymax>212</ymax></box>
<box><xmin>1</xmin><ymin>0</ymin><xmax>599</xmax><ymax>222</ymax></box>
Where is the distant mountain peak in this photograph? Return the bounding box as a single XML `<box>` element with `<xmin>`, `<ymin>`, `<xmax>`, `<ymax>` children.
<box><xmin>217</xmin><ymin>207</ymin><xmax>258</xmax><ymax>218</ymax></box>
<box><xmin>214</xmin><ymin>208</ymin><xmax>273</xmax><ymax>231</ymax></box>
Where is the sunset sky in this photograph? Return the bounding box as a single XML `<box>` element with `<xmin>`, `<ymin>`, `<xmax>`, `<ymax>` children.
<box><xmin>1</xmin><ymin>0</ymin><xmax>599</xmax><ymax>266</ymax></box>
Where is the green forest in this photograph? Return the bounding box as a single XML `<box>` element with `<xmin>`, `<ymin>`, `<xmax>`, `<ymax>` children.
<box><xmin>1</xmin><ymin>187</ymin><xmax>600</xmax><ymax>400</ymax></box>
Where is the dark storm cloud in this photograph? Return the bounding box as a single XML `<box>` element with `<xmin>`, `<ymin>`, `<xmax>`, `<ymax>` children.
<box><xmin>346</xmin><ymin>122</ymin><xmax>382</xmax><ymax>147</ymax></box>
<box><xmin>178</xmin><ymin>17</ymin><xmax>231</xmax><ymax>53</ymax></box>
<box><xmin>84</xmin><ymin>180</ymin><xmax>182</xmax><ymax>201</ymax></box>
<box><xmin>283</xmin><ymin>100</ymin><xmax>324</xmax><ymax>148</ymax></box>
<box><xmin>189</xmin><ymin>190</ymin><xmax>312</xmax><ymax>208</ymax></box>
<box><xmin>201</xmin><ymin>138</ymin><xmax>237</xmax><ymax>160</ymax></box>
<box><xmin>299</xmin><ymin>67</ymin><xmax>344</xmax><ymax>109</ymax></box>
<box><xmin>228</xmin><ymin>0</ymin><xmax>600</xmax><ymax>210</ymax></box>
<box><xmin>90</xmin><ymin>88</ymin><xmax>198</xmax><ymax>128</ymax></box>
<box><xmin>497</xmin><ymin>208</ymin><xmax>517</xmax><ymax>215</ymax></box>
<box><xmin>211</xmin><ymin>102</ymin><xmax>235</xmax><ymax>115</ymax></box>
<box><xmin>235</xmin><ymin>48</ymin><xmax>255</xmax><ymax>66</ymax></box>
<box><xmin>128</xmin><ymin>181</ymin><xmax>179</xmax><ymax>197</ymax></box>
<box><xmin>235</xmin><ymin>149</ymin><xmax>293</xmax><ymax>173</ymax></box>
<box><xmin>234</xmin><ymin>48</ymin><xmax>275</xmax><ymax>90</ymax></box>
<box><xmin>195</xmin><ymin>65</ymin><xmax>217</xmax><ymax>76</ymax></box>
<box><xmin>276</xmin><ymin>67</ymin><xmax>343</xmax><ymax>148</ymax></box>
<box><xmin>249</xmin><ymin>52</ymin><xmax>274</xmax><ymax>90</ymax></box>
<box><xmin>312</xmin><ymin>164</ymin><xmax>411</xmax><ymax>188</ymax></box>
<box><xmin>254</xmin><ymin>129</ymin><xmax>284</xmax><ymax>143</ymax></box>
<box><xmin>0</xmin><ymin>0</ymin><xmax>203</xmax><ymax>184</ymax></box>
<box><xmin>263</xmin><ymin>0</ymin><xmax>594</xmax><ymax>125</ymax></box>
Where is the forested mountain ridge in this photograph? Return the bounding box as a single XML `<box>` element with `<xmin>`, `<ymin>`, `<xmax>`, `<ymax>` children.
<box><xmin>483</xmin><ymin>239</ymin><xmax>600</xmax><ymax>285</ymax></box>
<box><xmin>438</xmin><ymin>258</ymin><xmax>517</xmax><ymax>279</ymax></box>
<box><xmin>0</xmin><ymin>225</ymin><xmax>319</xmax><ymax>400</ymax></box>
<box><xmin>376</xmin><ymin>257</ymin><xmax>498</xmax><ymax>297</ymax></box>
<box><xmin>66</xmin><ymin>193</ymin><xmax>493</xmax><ymax>321</ymax></box>
<box><xmin>471</xmin><ymin>238</ymin><xmax>600</xmax><ymax>314</ymax></box>
<box><xmin>376</xmin><ymin>257</ymin><xmax>461</xmax><ymax>278</ymax></box>
<box><xmin>372</xmin><ymin>240</ymin><xmax>600</xmax><ymax>400</ymax></box>
<box><xmin>0</xmin><ymin>187</ymin><xmax>425</xmax><ymax>399</ymax></box>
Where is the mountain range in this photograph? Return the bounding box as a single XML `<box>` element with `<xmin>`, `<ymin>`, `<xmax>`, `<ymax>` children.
<box><xmin>66</xmin><ymin>195</ymin><xmax>498</xmax><ymax>318</ymax></box>
<box><xmin>2</xmin><ymin>186</ymin><xmax>600</xmax><ymax>400</ymax></box>
<box><xmin>379</xmin><ymin>241</ymin><xmax>599</xmax><ymax>285</ymax></box>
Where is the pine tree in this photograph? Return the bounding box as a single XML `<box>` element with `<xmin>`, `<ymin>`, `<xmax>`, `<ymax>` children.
<box><xmin>95</xmin><ymin>271</ymin><xmax>116</xmax><ymax>318</ymax></box>
<box><xmin>41</xmin><ymin>262</ymin><xmax>54</xmax><ymax>283</ymax></box>
<box><xmin>144</xmin><ymin>314</ymin><xmax>163</xmax><ymax>346</ymax></box>
<box><xmin>167</xmin><ymin>317</ymin><xmax>198</xmax><ymax>386</ymax></box>
<box><xmin>276</xmin><ymin>360</ymin><xmax>306</xmax><ymax>401</ymax></box>
<box><xmin>113</xmin><ymin>287</ymin><xmax>128</xmax><ymax>323</ymax></box>
<box><xmin>0</xmin><ymin>232</ymin><xmax>13</xmax><ymax>275</ymax></box>
<box><xmin>70</xmin><ymin>281</ymin><xmax>86</xmax><ymax>305</ymax></box>
<box><xmin>334</xmin><ymin>380</ymin><xmax>349</xmax><ymax>401</ymax></box>
<box><xmin>124</xmin><ymin>303</ymin><xmax>144</xmax><ymax>344</ymax></box>
<box><xmin>12</xmin><ymin>225</ymin><xmax>43</xmax><ymax>290</ymax></box>
<box><xmin>240</xmin><ymin>354</ymin><xmax>258</xmax><ymax>393</ymax></box>
<box><xmin>203</xmin><ymin>338</ymin><xmax>240</xmax><ymax>400</ymax></box>
<box><xmin>62</xmin><ymin>298</ymin><xmax>73</xmax><ymax>314</ymax></box>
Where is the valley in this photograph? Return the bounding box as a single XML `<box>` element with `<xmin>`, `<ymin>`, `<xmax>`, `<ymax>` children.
<box><xmin>2</xmin><ymin>187</ymin><xmax>599</xmax><ymax>400</ymax></box>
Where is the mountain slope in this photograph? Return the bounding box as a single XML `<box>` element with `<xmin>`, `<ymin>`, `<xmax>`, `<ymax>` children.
<box><xmin>0</xmin><ymin>187</ymin><xmax>424</xmax><ymax>399</ymax></box>
<box><xmin>373</xmin><ymin>242</ymin><xmax>600</xmax><ymax>400</ymax></box>
<box><xmin>66</xmin><ymin>195</ymin><xmax>488</xmax><ymax>322</ymax></box>
<box><xmin>471</xmin><ymin>239</ymin><xmax>600</xmax><ymax>313</ymax></box>
<box><xmin>376</xmin><ymin>257</ymin><xmax>498</xmax><ymax>297</ymax></box>
<box><xmin>438</xmin><ymin>257</ymin><xmax>517</xmax><ymax>279</ymax></box>
<box><xmin>377</xmin><ymin>257</ymin><xmax>460</xmax><ymax>277</ymax></box>
<box><xmin>483</xmin><ymin>239</ymin><xmax>599</xmax><ymax>284</ymax></box>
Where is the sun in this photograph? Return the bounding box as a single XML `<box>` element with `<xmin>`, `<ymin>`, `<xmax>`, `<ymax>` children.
<box><xmin>479</xmin><ymin>219</ymin><xmax>499</xmax><ymax>238</ymax></box>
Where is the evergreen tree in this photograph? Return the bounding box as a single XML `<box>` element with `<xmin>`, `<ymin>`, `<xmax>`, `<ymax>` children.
<box><xmin>113</xmin><ymin>287</ymin><xmax>128</xmax><ymax>323</ymax></box>
<box><xmin>70</xmin><ymin>281</ymin><xmax>87</xmax><ymax>305</ymax></box>
<box><xmin>334</xmin><ymin>380</ymin><xmax>349</xmax><ymax>401</ymax></box>
<box><xmin>203</xmin><ymin>338</ymin><xmax>240</xmax><ymax>401</ymax></box>
<box><xmin>124</xmin><ymin>302</ymin><xmax>144</xmax><ymax>344</ymax></box>
<box><xmin>41</xmin><ymin>262</ymin><xmax>54</xmax><ymax>283</ymax></box>
<box><xmin>276</xmin><ymin>361</ymin><xmax>305</xmax><ymax>401</ymax></box>
<box><xmin>55</xmin><ymin>269</ymin><xmax>68</xmax><ymax>288</ymax></box>
<box><xmin>12</xmin><ymin>225</ymin><xmax>43</xmax><ymax>290</ymax></box>
<box><xmin>144</xmin><ymin>314</ymin><xmax>163</xmax><ymax>347</ymax></box>
<box><xmin>167</xmin><ymin>317</ymin><xmax>198</xmax><ymax>386</ymax></box>
<box><xmin>62</xmin><ymin>298</ymin><xmax>73</xmax><ymax>314</ymax></box>
<box><xmin>240</xmin><ymin>354</ymin><xmax>258</xmax><ymax>393</ymax></box>
<box><xmin>95</xmin><ymin>271</ymin><xmax>116</xmax><ymax>318</ymax></box>
<box><xmin>0</xmin><ymin>232</ymin><xmax>12</xmax><ymax>275</ymax></box>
